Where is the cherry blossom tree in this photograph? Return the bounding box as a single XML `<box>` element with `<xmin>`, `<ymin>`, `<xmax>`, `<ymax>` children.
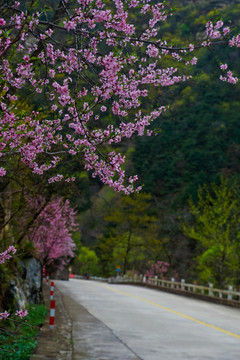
<box><xmin>144</xmin><ymin>260</ymin><xmax>178</xmax><ymax>280</ymax></box>
<box><xmin>0</xmin><ymin>0</ymin><xmax>239</xmax><ymax>194</ymax></box>
<box><xmin>27</xmin><ymin>197</ymin><xmax>76</xmax><ymax>266</ymax></box>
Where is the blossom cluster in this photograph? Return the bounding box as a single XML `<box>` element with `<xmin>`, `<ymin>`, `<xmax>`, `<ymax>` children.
<box><xmin>145</xmin><ymin>260</ymin><xmax>179</xmax><ymax>280</ymax></box>
<box><xmin>15</xmin><ymin>309</ymin><xmax>28</xmax><ymax>319</ymax></box>
<box><xmin>145</xmin><ymin>260</ymin><xmax>170</xmax><ymax>278</ymax></box>
<box><xmin>0</xmin><ymin>1</ymin><xmax>239</xmax><ymax>192</ymax></box>
<box><xmin>0</xmin><ymin>309</ymin><xmax>28</xmax><ymax>321</ymax></box>
<box><xmin>204</xmin><ymin>20</ymin><xmax>239</xmax><ymax>84</ymax></box>
<box><xmin>0</xmin><ymin>245</ymin><xmax>17</xmax><ymax>264</ymax></box>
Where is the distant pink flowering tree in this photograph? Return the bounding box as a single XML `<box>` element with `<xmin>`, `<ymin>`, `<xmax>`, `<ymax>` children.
<box><xmin>27</xmin><ymin>197</ymin><xmax>76</xmax><ymax>266</ymax></box>
<box><xmin>145</xmin><ymin>260</ymin><xmax>178</xmax><ymax>280</ymax></box>
<box><xmin>0</xmin><ymin>1</ymin><xmax>239</xmax><ymax>193</ymax></box>
<box><xmin>145</xmin><ymin>260</ymin><xmax>170</xmax><ymax>278</ymax></box>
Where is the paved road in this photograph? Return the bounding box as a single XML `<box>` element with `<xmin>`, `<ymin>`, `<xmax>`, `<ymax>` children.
<box><xmin>55</xmin><ymin>279</ymin><xmax>240</xmax><ymax>360</ymax></box>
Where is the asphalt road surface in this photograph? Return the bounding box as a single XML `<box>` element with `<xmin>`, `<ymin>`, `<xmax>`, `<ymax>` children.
<box><xmin>55</xmin><ymin>279</ymin><xmax>240</xmax><ymax>360</ymax></box>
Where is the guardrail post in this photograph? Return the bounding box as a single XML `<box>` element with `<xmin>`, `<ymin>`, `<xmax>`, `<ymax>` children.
<box><xmin>143</xmin><ymin>276</ymin><xmax>146</xmax><ymax>283</ymax></box>
<box><xmin>181</xmin><ymin>279</ymin><xmax>185</xmax><ymax>290</ymax></box>
<box><xmin>209</xmin><ymin>283</ymin><xmax>213</xmax><ymax>296</ymax></box>
<box><xmin>228</xmin><ymin>285</ymin><xmax>233</xmax><ymax>300</ymax></box>
<box><xmin>154</xmin><ymin>275</ymin><xmax>158</xmax><ymax>286</ymax></box>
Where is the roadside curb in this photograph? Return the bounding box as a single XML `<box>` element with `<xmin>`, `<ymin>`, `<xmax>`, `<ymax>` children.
<box><xmin>30</xmin><ymin>282</ymin><xmax>73</xmax><ymax>360</ymax></box>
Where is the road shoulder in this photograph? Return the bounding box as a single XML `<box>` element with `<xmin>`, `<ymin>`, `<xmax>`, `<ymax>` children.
<box><xmin>30</xmin><ymin>282</ymin><xmax>72</xmax><ymax>360</ymax></box>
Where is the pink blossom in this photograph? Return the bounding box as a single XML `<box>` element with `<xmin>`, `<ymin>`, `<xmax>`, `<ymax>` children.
<box><xmin>15</xmin><ymin>309</ymin><xmax>28</xmax><ymax>319</ymax></box>
<box><xmin>146</xmin><ymin>44</ymin><xmax>159</xmax><ymax>57</ymax></box>
<box><xmin>229</xmin><ymin>34</ymin><xmax>240</xmax><ymax>48</ymax></box>
<box><xmin>189</xmin><ymin>44</ymin><xmax>194</xmax><ymax>52</ymax></box>
<box><xmin>0</xmin><ymin>311</ymin><xmax>10</xmax><ymax>320</ymax></box>
<box><xmin>51</xmin><ymin>104</ymin><xmax>58</xmax><ymax>111</ymax></box>
<box><xmin>0</xmin><ymin>18</ymin><xmax>6</xmax><ymax>26</ymax></box>
<box><xmin>223</xmin><ymin>27</ymin><xmax>230</xmax><ymax>36</ymax></box>
<box><xmin>63</xmin><ymin>20</ymin><xmax>77</xmax><ymax>31</ymax></box>
<box><xmin>220</xmin><ymin>64</ymin><xmax>228</xmax><ymax>70</ymax></box>
<box><xmin>0</xmin><ymin>143</ymin><xmax>6</xmax><ymax>151</ymax></box>
<box><xmin>46</xmin><ymin>29</ymin><xmax>53</xmax><ymax>37</ymax></box>
<box><xmin>214</xmin><ymin>20</ymin><xmax>224</xmax><ymax>30</ymax></box>
<box><xmin>220</xmin><ymin>70</ymin><xmax>238</xmax><ymax>84</ymax></box>
<box><xmin>13</xmin><ymin>1</ymin><xmax>20</xmax><ymax>9</ymax></box>
<box><xmin>206</xmin><ymin>21</ymin><xmax>221</xmax><ymax>39</ymax></box>
<box><xmin>0</xmin><ymin>167</ymin><xmax>6</xmax><ymax>176</ymax></box>
<box><xmin>190</xmin><ymin>57</ymin><xmax>198</xmax><ymax>65</ymax></box>
<box><xmin>48</xmin><ymin>174</ymin><xmax>63</xmax><ymax>183</ymax></box>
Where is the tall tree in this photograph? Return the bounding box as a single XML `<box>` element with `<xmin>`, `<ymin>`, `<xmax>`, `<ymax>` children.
<box><xmin>27</xmin><ymin>197</ymin><xmax>76</xmax><ymax>266</ymax></box>
<box><xmin>98</xmin><ymin>193</ymin><xmax>158</xmax><ymax>275</ymax></box>
<box><xmin>183</xmin><ymin>178</ymin><xmax>240</xmax><ymax>287</ymax></box>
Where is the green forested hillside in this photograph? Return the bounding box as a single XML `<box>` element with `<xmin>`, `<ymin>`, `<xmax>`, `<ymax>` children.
<box><xmin>133</xmin><ymin>75</ymin><xmax>240</xmax><ymax>201</ymax></box>
<box><xmin>133</xmin><ymin>0</ymin><xmax>240</xmax><ymax>201</ymax></box>
<box><xmin>73</xmin><ymin>0</ymin><xmax>240</xmax><ymax>286</ymax></box>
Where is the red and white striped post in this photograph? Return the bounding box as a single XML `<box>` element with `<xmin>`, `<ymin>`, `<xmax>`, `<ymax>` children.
<box><xmin>46</xmin><ymin>273</ymin><xmax>49</xmax><ymax>286</ymax></box>
<box><xmin>43</xmin><ymin>265</ymin><xmax>46</xmax><ymax>278</ymax></box>
<box><xmin>49</xmin><ymin>300</ymin><xmax>55</xmax><ymax>330</ymax></box>
<box><xmin>50</xmin><ymin>281</ymin><xmax>54</xmax><ymax>300</ymax></box>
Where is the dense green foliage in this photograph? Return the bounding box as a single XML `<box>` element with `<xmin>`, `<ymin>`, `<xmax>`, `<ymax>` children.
<box><xmin>97</xmin><ymin>193</ymin><xmax>159</xmax><ymax>276</ymax></box>
<box><xmin>0</xmin><ymin>304</ymin><xmax>47</xmax><ymax>360</ymax></box>
<box><xmin>183</xmin><ymin>179</ymin><xmax>240</xmax><ymax>286</ymax></box>
<box><xmin>133</xmin><ymin>1</ymin><xmax>240</xmax><ymax>201</ymax></box>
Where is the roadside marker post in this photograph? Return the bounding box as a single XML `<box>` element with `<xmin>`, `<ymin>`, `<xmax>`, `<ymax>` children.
<box><xmin>46</xmin><ymin>273</ymin><xmax>49</xmax><ymax>286</ymax></box>
<box><xmin>50</xmin><ymin>281</ymin><xmax>54</xmax><ymax>300</ymax></box>
<box><xmin>115</xmin><ymin>265</ymin><xmax>121</xmax><ymax>278</ymax></box>
<box><xmin>49</xmin><ymin>300</ymin><xmax>55</xmax><ymax>330</ymax></box>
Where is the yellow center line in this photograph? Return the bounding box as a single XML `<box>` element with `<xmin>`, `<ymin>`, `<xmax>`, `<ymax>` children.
<box><xmin>94</xmin><ymin>282</ymin><xmax>240</xmax><ymax>339</ymax></box>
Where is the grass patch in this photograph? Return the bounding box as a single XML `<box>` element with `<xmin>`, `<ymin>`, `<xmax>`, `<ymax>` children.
<box><xmin>0</xmin><ymin>303</ymin><xmax>47</xmax><ymax>360</ymax></box>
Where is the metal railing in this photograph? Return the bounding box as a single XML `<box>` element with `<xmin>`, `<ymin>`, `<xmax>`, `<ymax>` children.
<box><xmin>71</xmin><ymin>274</ymin><xmax>240</xmax><ymax>303</ymax></box>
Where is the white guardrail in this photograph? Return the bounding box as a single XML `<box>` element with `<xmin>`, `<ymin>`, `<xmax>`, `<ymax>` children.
<box><xmin>72</xmin><ymin>274</ymin><xmax>240</xmax><ymax>303</ymax></box>
<box><xmin>109</xmin><ymin>276</ymin><xmax>240</xmax><ymax>302</ymax></box>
